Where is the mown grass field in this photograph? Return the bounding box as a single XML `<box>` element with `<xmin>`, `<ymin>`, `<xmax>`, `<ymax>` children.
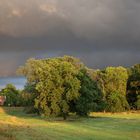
<box><xmin>0</xmin><ymin>107</ymin><xmax>140</xmax><ymax>140</ymax></box>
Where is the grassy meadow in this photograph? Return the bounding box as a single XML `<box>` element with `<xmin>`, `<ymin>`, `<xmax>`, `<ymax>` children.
<box><xmin>0</xmin><ymin>107</ymin><xmax>140</xmax><ymax>140</ymax></box>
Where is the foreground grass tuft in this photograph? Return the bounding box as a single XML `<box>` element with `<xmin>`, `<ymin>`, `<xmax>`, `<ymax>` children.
<box><xmin>0</xmin><ymin>126</ymin><xmax>15</xmax><ymax>140</ymax></box>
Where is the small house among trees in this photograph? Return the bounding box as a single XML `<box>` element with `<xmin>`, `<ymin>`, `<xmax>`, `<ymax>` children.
<box><xmin>0</xmin><ymin>96</ymin><xmax>6</xmax><ymax>106</ymax></box>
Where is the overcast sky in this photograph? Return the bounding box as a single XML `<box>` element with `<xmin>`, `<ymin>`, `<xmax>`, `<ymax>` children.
<box><xmin>0</xmin><ymin>0</ymin><xmax>140</xmax><ymax>76</ymax></box>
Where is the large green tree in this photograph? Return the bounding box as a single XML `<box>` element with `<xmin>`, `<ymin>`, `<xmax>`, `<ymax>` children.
<box><xmin>17</xmin><ymin>56</ymin><xmax>81</xmax><ymax>119</ymax></box>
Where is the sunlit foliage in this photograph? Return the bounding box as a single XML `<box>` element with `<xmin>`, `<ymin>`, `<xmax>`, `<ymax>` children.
<box><xmin>92</xmin><ymin>67</ymin><xmax>129</xmax><ymax>112</ymax></box>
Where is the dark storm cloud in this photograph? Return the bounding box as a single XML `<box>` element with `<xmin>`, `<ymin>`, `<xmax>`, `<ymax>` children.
<box><xmin>0</xmin><ymin>0</ymin><xmax>140</xmax><ymax>76</ymax></box>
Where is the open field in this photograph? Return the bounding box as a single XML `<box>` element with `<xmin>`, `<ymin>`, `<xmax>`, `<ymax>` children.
<box><xmin>0</xmin><ymin>107</ymin><xmax>140</xmax><ymax>140</ymax></box>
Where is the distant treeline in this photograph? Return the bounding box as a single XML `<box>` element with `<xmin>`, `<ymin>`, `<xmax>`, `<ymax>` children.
<box><xmin>0</xmin><ymin>56</ymin><xmax>140</xmax><ymax>119</ymax></box>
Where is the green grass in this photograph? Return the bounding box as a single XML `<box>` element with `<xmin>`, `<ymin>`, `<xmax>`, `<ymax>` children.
<box><xmin>0</xmin><ymin>107</ymin><xmax>140</xmax><ymax>140</ymax></box>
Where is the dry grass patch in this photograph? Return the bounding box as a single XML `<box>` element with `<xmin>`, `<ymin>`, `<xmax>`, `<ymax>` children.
<box><xmin>0</xmin><ymin>124</ymin><xmax>16</xmax><ymax>140</ymax></box>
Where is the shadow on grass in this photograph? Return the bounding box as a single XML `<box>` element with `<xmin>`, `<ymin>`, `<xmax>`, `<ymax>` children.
<box><xmin>1</xmin><ymin>107</ymin><xmax>139</xmax><ymax>123</ymax></box>
<box><xmin>1</xmin><ymin>107</ymin><xmax>41</xmax><ymax>119</ymax></box>
<box><xmin>1</xmin><ymin>107</ymin><xmax>85</xmax><ymax>122</ymax></box>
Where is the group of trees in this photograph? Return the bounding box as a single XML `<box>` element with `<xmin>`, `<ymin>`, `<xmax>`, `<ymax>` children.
<box><xmin>16</xmin><ymin>56</ymin><xmax>104</xmax><ymax>119</ymax></box>
<box><xmin>0</xmin><ymin>84</ymin><xmax>20</xmax><ymax>106</ymax></box>
<box><xmin>0</xmin><ymin>56</ymin><xmax>140</xmax><ymax>119</ymax></box>
<box><xmin>92</xmin><ymin>64</ymin><xmax>140</xmax><ymax>111</ymax></box>
<box><xmin>0</xmin><ymin>84</ymin><xmax>36</xmax><ymax>107</ymax></box>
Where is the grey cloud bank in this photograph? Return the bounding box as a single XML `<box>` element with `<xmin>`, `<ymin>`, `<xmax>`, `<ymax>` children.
<box><xmin>0</xmin><ymin>0</ymin><xmax>140</xmax><ymax>76</ymax></box>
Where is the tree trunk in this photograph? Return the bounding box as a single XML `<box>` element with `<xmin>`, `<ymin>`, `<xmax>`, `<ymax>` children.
<box><xmin>63</xmin><ymin>113</ymin><xmax>67</xmax><ymax>120</ymax></box>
